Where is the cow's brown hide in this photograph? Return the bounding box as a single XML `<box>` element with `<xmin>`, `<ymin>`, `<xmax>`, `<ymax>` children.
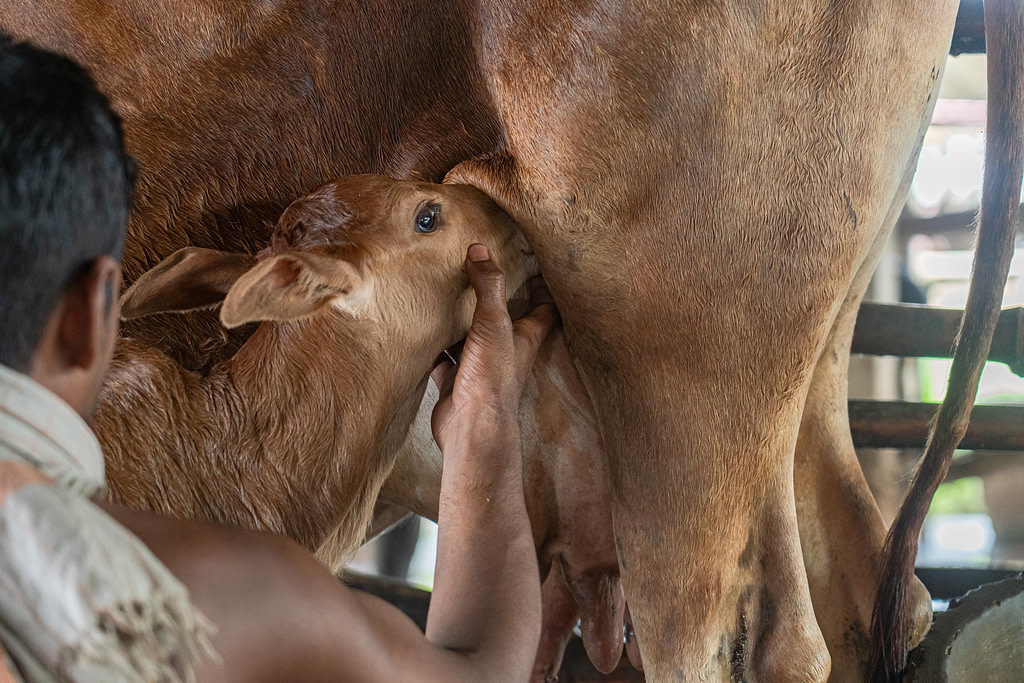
<box><xmin>2</xmin><ymin>2</ymin><xmax>981</xmax><ymax>679</ymax></box>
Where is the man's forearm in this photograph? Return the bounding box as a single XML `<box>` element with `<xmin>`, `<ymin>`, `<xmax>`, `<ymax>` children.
<box><xmin>426</xmin><ymin>419</ymin><xmax>541</xmax><ymax>677</ymax></box>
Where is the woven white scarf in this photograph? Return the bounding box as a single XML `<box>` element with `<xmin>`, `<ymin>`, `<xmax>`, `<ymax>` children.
<box><xmin>0</xmin><ymin>364</ymin><xmax>216</xmax><ymax>682</ymax></box>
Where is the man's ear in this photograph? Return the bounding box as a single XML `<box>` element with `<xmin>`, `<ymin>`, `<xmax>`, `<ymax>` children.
<box><xmin>60</xmin><ymin>256</ymin><xmax>120</xmax><ymax>372</ymax></box>
<box><xmin>120</xmin><ymin>247</ymin><xmax>256</xmax><ymax>320</ymax></box>
<box><xmin>26</xmin><ymin>257</ymin><xmax>122</xmax><ymax>417</ymax></box>
<box><xmin>220</xmin><ymin>251</ymin><xmax>368</xmax><ymax>328</ymax></box>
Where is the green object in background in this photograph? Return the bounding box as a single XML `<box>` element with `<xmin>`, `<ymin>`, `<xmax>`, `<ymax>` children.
<box><xmin>918</xmin><ymin>357</ymin><xmax>941</xmax><ymax>404</ymax></box>
<box><xmin>917</xmin><ymin>357</ymin><xmax>1024</xmax><ymax>405</ymax></box>
<box><xmin>929</xmin><ymin>477</ymin><xmax>988</xmax><ymax>516</ymax></box>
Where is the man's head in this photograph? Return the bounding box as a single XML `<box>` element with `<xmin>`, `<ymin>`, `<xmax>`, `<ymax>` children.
<box><xmin>0</xmin><ymin>34</ymin><xmax>135</xmax><ymax>415</ymax></box>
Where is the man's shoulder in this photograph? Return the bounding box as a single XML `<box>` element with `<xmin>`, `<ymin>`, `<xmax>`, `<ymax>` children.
<box><xmin>96</xmin><ymin>501</ymin><xmax>322</xmax><ymax>593</ymax></box>
<box><xmin>98</xmin><ymin>502</ymin><xmax>381</xmax><ymax>683</ymax></box>
<box><xmin>97</xmin><ymin>501</ymin><xmax>300</xmax><ymax>562</ymax></box>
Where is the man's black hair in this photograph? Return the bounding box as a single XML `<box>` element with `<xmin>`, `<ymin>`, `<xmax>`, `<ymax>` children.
<box><xmin>0</xmin><ymin>33</ymin><xmax>135</xmax><ymax>371</ymax></box>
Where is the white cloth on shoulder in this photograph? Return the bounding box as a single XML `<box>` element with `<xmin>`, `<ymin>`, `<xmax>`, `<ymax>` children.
<box><xmin>0</xmin><ymin>364</ymin><xmax>216</xmax><ymax>682</ymax></box>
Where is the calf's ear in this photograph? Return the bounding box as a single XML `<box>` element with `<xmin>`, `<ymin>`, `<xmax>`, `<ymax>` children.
<box><xmin>220</xmin><ymin>252</ymin><xmax>367</xmax><ymax>328</ymax></box>
<box><xmin>120</xmin><ymin>247</ymin><xmax>256</xmax><ymax>320</ymax></box>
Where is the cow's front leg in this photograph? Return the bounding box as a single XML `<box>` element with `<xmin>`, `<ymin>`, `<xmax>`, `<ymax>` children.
<box><xmin>445</xmin><ymin>162</ymin><xmax>837</xmax><ymax>682</ymax></box>
<box><xmin>589</xmin><ymin>350</ymin><xmax>831</xmax><ymax>681</ymax></box>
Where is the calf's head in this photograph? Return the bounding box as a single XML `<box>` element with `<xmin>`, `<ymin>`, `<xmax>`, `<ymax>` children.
<box><xmin>122</xmin><ymin>174</ymin><xmax>536</xmax><ymax>354</ymax></box>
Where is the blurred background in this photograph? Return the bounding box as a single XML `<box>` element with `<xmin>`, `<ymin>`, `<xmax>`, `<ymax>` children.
<box><xmin>853</xmin><ymin>52</ymin><xmax>1024</xmax><ymax>579</ymax></box>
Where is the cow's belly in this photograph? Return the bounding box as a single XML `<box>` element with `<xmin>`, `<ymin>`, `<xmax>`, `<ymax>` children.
<box><xmin>474</xmin><ymin>2</ymin><xmax>959</xmax><ymax>679</ymax></box>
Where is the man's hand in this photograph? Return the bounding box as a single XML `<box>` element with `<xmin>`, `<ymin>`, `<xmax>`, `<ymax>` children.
<box><xmin>430</xmin><ymin>243</ymin><xmax>557</xmax><ymax>454</ymax></box>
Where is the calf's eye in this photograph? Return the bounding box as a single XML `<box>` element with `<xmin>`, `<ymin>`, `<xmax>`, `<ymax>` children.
<box><xmin>415</xmin><ymin>203</ymin><xmax>441</xmax><ymax>234</ymax></box>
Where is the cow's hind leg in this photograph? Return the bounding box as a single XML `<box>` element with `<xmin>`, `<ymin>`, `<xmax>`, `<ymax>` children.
<box><xmin>795</xmin><ymin>288</ymin><xmax>933</xmax><ymax>680</ymax></box>
<box><xmin>794</xmin><ymin>87</ymin><xmax>941</xmax><ymax>680</ymax></box>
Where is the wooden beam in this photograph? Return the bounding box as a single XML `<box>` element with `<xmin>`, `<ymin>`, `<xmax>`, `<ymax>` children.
<box><xmin>849</xmin><ymin>400</ymin><xmax>1024</xmax><ymax>451</ymax></box>
<box><xmin>851</xmin><ymin>303</ymin><xmax>1024</xmax><ymax>376</ymax></box>
<box><xmin>951</xmin><ymin>0</ymin><xmax>985</xmax><ymax>56</ymax></box>
<box><xmin>897</xmin><ymin>209</ymin><xmax>1024</xmax><ymax>240</ymax></box>
<box><xmin>945</xmin><ymin>450</ymin><xmax>1024</xmax><ymax>481</ymax></box>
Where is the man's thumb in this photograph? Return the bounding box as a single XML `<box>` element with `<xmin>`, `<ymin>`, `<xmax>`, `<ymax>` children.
<box><xmin>465</xmin><ymin>244</ymin><xmax>507</xmax><ymax>321</ymax></box>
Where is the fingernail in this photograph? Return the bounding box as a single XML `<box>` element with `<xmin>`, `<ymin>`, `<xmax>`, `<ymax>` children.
<box><xmin>468</xmin><ymin>244</ymin><xmax>490</xmax><ymax>262</ymax></box>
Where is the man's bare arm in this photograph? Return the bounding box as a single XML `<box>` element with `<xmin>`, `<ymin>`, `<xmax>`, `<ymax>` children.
<box><xmin>101</xmin><ymin>503</ymin><xmax>513</xmax><ymax>683</ymax></box>
<box><xmin>425</xmin><ymin>244</ymin><xmax>551</xmax><ymax>674</ymax></box>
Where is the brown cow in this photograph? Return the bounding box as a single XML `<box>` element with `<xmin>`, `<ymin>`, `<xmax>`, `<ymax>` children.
<box><xmin>6</xmin><ymin>2</ymin><xmax>1022</xmax><ymax>679</ymax></box>
<box><xmin>444</xmin><ymin>5</ymin><xmax>1021</xmax><ymax>679</ymax></box>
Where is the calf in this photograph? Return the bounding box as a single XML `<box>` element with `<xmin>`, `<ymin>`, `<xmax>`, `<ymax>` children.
<box><xmin>94</xmin><ymin>174</ymin><xmax>535</xmax><ymax>561</ymax></box>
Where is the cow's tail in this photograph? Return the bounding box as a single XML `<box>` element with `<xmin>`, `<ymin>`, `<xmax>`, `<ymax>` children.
<box><xmin>868</xmin><ymin>1</ymin><xmax>1024</xmax><ymax>681</ymax></box>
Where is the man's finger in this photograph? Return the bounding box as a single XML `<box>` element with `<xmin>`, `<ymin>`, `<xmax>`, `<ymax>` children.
<box><xmin>512</xmin><ymin>301</ymin><xmax>558</xmax><ymax>370</ymax></box>
<box><xmin>528</xmin><ymin>275</ymin><xmax>556</xmax><ymax>309</ymax></box>
<box><xmin>514</xmin><ymin>303</ymin><xmax>558</xmax><ymax>346</ymax></box>
<box><xmin>520</xmin><ymin>275</ymin><xmax>559</xmax><ymax>339</ymax></box>
<box><xmin>512</xmin><ymin>313</ymin><xmax>561</xmax><ymax>376</ymax></box>
<box><xmin>430</xmin><ymin>358</ymin><xmax>457</xmax><ymax>399</ymax></box>
<box><xmin>465</xmin><ymin>244</ymin><xmax>509</xmax><ymax>328</ymax></box>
